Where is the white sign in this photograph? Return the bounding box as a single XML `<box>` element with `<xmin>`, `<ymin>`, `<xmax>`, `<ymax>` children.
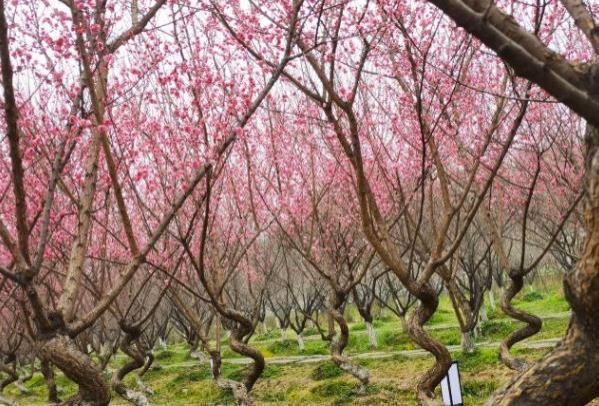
<box><xmin>441</xmin><ymin>362</ymin><xmax>463</xmax><ymax>405</ymax></box>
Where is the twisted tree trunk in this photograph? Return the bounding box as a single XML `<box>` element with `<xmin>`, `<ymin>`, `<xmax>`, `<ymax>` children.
<box><xmin>135</xmin><ymin>352</ymin><xmax>154</xmax><ymax>395</ymax></box>
<box><xmin>216</xmin><ymin>328</ymin><xmax>263</xmax><ymax>406</ymax></box>
<box><xmin>488</xmin><ymin>124</ymin><xmax>599</xmax><ymax>403</ymax></box>
<box><xmin>498</xmin><ymin>275</ymin><xmax>542</xmax><ymax>371</ymax></box>
<box><xmin>111</xmin><ymin>329</ymin><xmax>150</xmax><ymax>406</ymax></box>
<box><xmin>229</xmin><ymin>330</ymin><xmax>264</xmax><ymax>392</ymax></box>
<box><xmin>329</xmin><ymin>307</ymin><xmax>370</xmax><ymax>393</ymax></box>
<box><xmin>406</xmin><ymin>284</ymin><xmax>451</xmax><ymax>405</ymax></box>
<box><xmin>39</xmin><ymin>334</ymin><xmax>111</xmax><ymax>406</ymax></box>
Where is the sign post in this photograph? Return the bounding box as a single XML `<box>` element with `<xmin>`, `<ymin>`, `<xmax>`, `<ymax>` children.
<box><xmin>440</xmin><ymin>361</ymin><xmax>463</xmax><ymax>406</ymax></box>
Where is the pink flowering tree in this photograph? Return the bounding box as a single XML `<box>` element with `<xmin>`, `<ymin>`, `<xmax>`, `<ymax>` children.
<box><xmin>0</xmin><ymin>0</ymin><xmax>296</xmax><ymax>404</ymax></box>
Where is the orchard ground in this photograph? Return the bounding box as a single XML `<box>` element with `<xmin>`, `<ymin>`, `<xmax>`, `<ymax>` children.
<box><xmin>6</xmin><ymin>279</ymin><xmax>589</xmax><ymax>405</ymax></box>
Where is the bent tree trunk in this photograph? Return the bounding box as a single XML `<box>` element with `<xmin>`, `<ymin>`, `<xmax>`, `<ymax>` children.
<box><xmin>498</xmin><ymin>275</ymin><xmax>542</xmax><ymax>371</ymax></box>
<box><xmin>216</xmin><ymin>327</ymin><xmax>264</xmax><ymax>406</ymax></box>
<box><xmin>489</xmin><ymin>312</ymin><xmax>599</xmax><ymax>404</ymax></box>
<box><xmin>329</xmin><ymin>306</ymin><xmax>369</xmax><ymax>393</ymax></box>
<box><xmin>406</xmin><ymin>283</ymin><xmax>451</xmax><ymax>405</ymax></box>
<box><xmin>112</xmin><ymin>328</ymin><xmax>150</xmax><ymax>406</ymax></box>
<box><xmin>488</xmin><ymin>124</ymin><xmax>599</xmax><ymax>403</ymax></box>
<box><xmin>39</xmin><ymin>334</ymin><xmax>111</xmax><ymax>406</ymax></box>
<box><xmin>135</xmin><ymin>352</ymin><xmax>154</xmax><ymax>395</ymax></box>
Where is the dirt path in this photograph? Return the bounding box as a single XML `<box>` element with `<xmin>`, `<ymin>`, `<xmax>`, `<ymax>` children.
<box><xmin>161</xmin><ymin>337</ymin><xmax>561</xmax><ymax>368</ymax></box>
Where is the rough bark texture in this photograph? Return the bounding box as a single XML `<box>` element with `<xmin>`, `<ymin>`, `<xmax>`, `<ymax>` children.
<box><xmin>135</xmin><ymin>352</ymin><xmax>154</xmax><ymax>395</ymax></box>
<box><xmin>228</xmin><ymin>330</ymin><xmax>264</xmax><ymax>393</ymax></box>
<box><xmin>39</xmin><ymin>335</ymin><xmax>110</xmax><ymax>406</ymax></box>
<box><xmin>405</xmin><ymin>285</ymin><xmax>451</xmax><ymax>405</ymax></box>
<box><xmin>499</xmin><ymin>275</ymin><xmax>542</xmax><ymax>371</ymax></box>
<box><xmin>329</xmin><ymin>307</ymin><xmax>369</xmax><ymax>393</ymax></box>
<box><xmin>488</xmin><ymin>125</ymin><xmax>599</xmax><ymax>403</ymax></box>
<box><xmin>111</xmin><ymin>329</ymin><xmax>150</xmax><ymax>406</ymax></box>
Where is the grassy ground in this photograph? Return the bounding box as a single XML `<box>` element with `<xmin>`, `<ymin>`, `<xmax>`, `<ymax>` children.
<box><xmin>4</xmin><ymin>282</ymin><xmax>579</xmax><ymax>405</ymax></box>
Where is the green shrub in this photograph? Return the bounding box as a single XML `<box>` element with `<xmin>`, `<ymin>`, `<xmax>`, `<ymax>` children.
<box><xmin>311</xmin><ymin>362</ymin><xmax>344</xmax><ymax>380</ymax></box>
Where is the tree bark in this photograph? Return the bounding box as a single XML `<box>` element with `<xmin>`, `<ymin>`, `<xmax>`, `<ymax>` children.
<box><xmin>208</xmin><ymin>350</ymin><xmax>221</xmax><ymax>380</ymax></box>
<box><xmin>499</xmin><ymin>275</ymin><xmax>542</xmax><ymax>371</ymax></box>
<box><xmin>229</xmin><ymin>330</ymin><xmax>264</xmax><ymax>393</ymax></box>
<box><xmin>329</xmin><ymin>307</ymin><xmax>369</xmax><ymax>393</ymax></box>
<box><xmin>111</xmin><ymin>330</ymin><xmax>150</xmax><ymax>406</ymax></box>
<box><xmin>40</xmin><ymin>359</ymin><xmax>59</xmax><ymax>404</ymax></box>
<box><xmin>39</xmin><ymin>335</ymin><xmax>111</xmax><ymax>406</ymax></box>
<box><xmin>365</xmin><ymin>321</ymin><xmax>377</xmax><ymax>350</ymax></box>
<box><xmin>405</xmin><ymin>284</ymin><xmax>451</xmax><ymax>405</ymax></box>
<box><xmin>489</xmin><ymin>124</ymin><xmax>599</xmax><ymax>403</ymax></box>
<box><xmin>296</xmin><ymin>332</ymin><xmax>305</xmax><ymax>352</ymax></box>
<box><xmin>461</xmin><ymin>331</ymin><xmax>475</xmax><ymax>353</ymax></box>
<box><xmin>488</xmin><ymin>289</ymin><xmax>496</xmax><ymax>310</ymax></box>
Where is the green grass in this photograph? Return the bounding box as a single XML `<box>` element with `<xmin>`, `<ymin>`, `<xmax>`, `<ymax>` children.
<box><xmin>2</xmin><ymin>281</ymin><xmax>575</xmax><ymax>405</ymax></box>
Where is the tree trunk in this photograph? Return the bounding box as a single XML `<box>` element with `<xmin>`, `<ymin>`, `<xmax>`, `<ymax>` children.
<box><xmin>399</xmin><ymin>314</ymin><xmax>409</xmax><ymax>333</ymax></box>
<box><xmin>135</xmin><ymin>353</ymin><xmax>154</xmax><ymax>395</ymax></box>
<box><xmin>217</xmin><ymin>379</ymin><xmax>253</xmax><ymax>406</ymax></box>
<box><xmin>488</xmin><ymin>124</ymin><xmax>599</xmax><ymax>403</ymax></box>
<box><xmin>480</xmin><ymin>306</ymin><xmax>489</xmax><ymax>322</ymax></box>
<box><xmin>329</xmin><ymin>307</ymin><xmax>369</xmax><ymax>393</ymax></box>
<box><xmin>39</xmin><ymin>335</ymin><xmax>111</xmax><ymax>406</ymax></box>
<box><xmin>40</xmin><ymin>359</ymin><xmax>59</xmax><ymax>404</ymax></box>
<box><xmin>111</xmin><ymin>332</ymin><xmax>150</xmax><ymax>406</ymax></box>
<box><xmin>405</xmin><ymin>284</ymin><xmax>451</xmax><ymax>405</ymax></box>
<box><xmin>296</xmin><ymin>332</ymin><xmax>305</xmax><ymax>352</ymax></box>
<box><xmin>461</xmin><ymin>331</ymin><xmax>475</xmax><ymax>353</ymax></box>
<box><xmin>229</xmin><ymin>331</ymin><xmax>264</xmax><ymax>393</ymax></box>
<box><xmin>488</xmin><ymin>289</ymin><xmax>496</xmax><ymax>311</ymax></box>
<box><xmin>499</xmin><ymin>275</ymin><xmax>542</xmax><ymax>371</ymax></box>
<box><xmin>365</xmin><ymin>321</ymin><xmax>377</xmax><ymax>350</ymax></box>
<box><xmin>208</xmin><ymin>350</ymin><xmax>221</xmax><ymax>380</ymax></box>
<box><xmin>488</xmin><ymin>314</ymin><xmax>599</xmax><ymax>405</ymax></box>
